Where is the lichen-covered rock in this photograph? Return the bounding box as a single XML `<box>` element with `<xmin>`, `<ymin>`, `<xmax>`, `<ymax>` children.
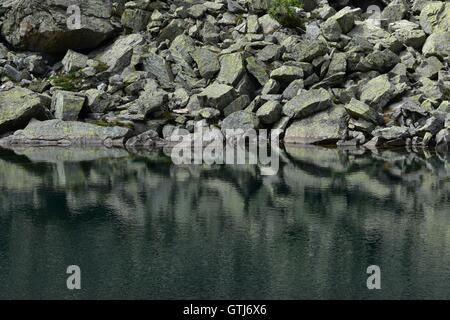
<box><xmin>96</xmin><ymin>34</ymin><xmax>144</xmax><ymax>73</ymax></box>
<box><xmin>345</xmin><ymin>98</ymin><xmax>384</xmax><ymax>125</ymax></box>
<box><xmin>284</xmin><ymin>106</ymin><xmax>347</xmax><ymax>144</ymax></box>
<box><xmin>221</xmin><ymin>111</ymin><xmax>260</xmax><ymax>132</ymax></box>
<box><xmin>143</xmin><ymin>52</ymin><xmax>174</xmax><ymax>89</ymax></box>
<box><xmin>0</xmin><ymin>87</ymin><xmax>50</xmax><ymax>134</ymax></box>
<box><xmin>389</xmin><ymin>20</ymin><xmax>427</xmax><ymax>49</ymax></box>
<box><xmin>422</xmin><ymin>32</ymin><xmax>450</xmax><ymax>59</ymax></box>
<box><xmin>245</xmin><ymin>56</ymin><xmax>269</xmax><ymax>86</ymax></box>
<box><xmin>191</xmin><ymin>47</ymin><xmax>220</xmax><ymax>80</ymax></box>
<box><xmin>419</xmin><ymin>2</ymin><xmax>449</xmax><ymax>34</ymax></box>
<box><xmin>52</xmin><ymin>91</ymin><xmax>86</xmax><ymax>121</ymax></box>
<box><xmin>198</xmin><ymin>84</ymin><xmax>237</xmax><ymax>110</ymax></box>
<box><xmin>0</xmin><ymin>119</ymin><xmax>130</xmax><ymax>147</ymax></box>
<box><xmin>62</xmin><ymin>50</ymin><xmax>88</xmax><ymax>73</ymax></box>
<box><xmin>360</xmin><ymin>75</ymin><xmax>395</xmax><ymax>110</ymax></box>
<box><xmin>283</xmin><ymin>88</ymin><xmax>332</xmax><ymax>119</ymax></box>
<box><xmin>270</xmin><ymin>66</ymin><xmax>304</xmax><ymax>84</ymax></box>
<box><xmin>256</xmin><ymin>101</ymin><xmax>282</xmax><ymax>125</ymax></box>
<box><xmin>1</xmin><ymin>0</ymin><xmax>118</xmax><ymax>53</ymax></box>
<box><xmin>216</xmin><ymin>52</ymin><xmax>246</xmax><ymax>86</ymax></box>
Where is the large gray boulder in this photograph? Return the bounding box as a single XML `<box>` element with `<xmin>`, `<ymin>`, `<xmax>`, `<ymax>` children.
<box><xmin>1</xmin><ymin>0</ymin><xmax>118</xmax><ymax>53</ymax></box>
<box><xmin>283</xmin><ymin>88</ymin><xmax>332</xmax><ymax>119</ymax></box>
<box><xmin>0</xmin><ymin>119</ymin><xmax>131</xmax><ymax>147</ymax></box>
<box><xmin>284</xmin><ymin>106</ymin><xmax>347</xmax><ymax>145</ymax></box>
<box><xmin>0</xmin><ymin>87</ymin><xmax>50</xmax><ymax>134</ymax></box>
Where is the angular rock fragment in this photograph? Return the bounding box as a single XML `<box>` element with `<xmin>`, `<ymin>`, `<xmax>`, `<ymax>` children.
<box><xmin>283</xmin><ymin>88</ymin><xmax>332</xmax><ymax>119</ymax></box>
<box><xmin>284</xmin><ymin>106</ymin><xmax>347</xmax><ymax>144</ymax></box>
<box><xmin>52</xmin><ymin>91</ymin><xmax>86</xmax><ymax>121</ymax></box>
<box><xmin>360</xmin><ymin>75</ymin><xmax>395</xmax><ymax>110</ymax></box>
<box><xmin>345</xmin><ymin>99</ymin><xmax>384</xmax><ymax>125</ymax></box>
<box><xmin>198</xmin><ymin>84</ymin><xmax>237</xmax><ymax>110</ymax></box>
<box><xmin>256</xmin><ymin>101</ymin><xmax>282</xmax><ymax>125</ymax></box>
<box><xmin>0</xmin><ymin>87</ymin><xmax>49</xmax><ymax>134</ymax></box>
<box><xmin>221</xmin><ymin>111</ymin><xmax>260</xmax><ymax>132</ymax></box>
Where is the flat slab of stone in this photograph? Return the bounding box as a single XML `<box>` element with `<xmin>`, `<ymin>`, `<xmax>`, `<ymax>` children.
<box><xmin>0</xmin><ymin>119</ymin><xmax>131</xmax><ymax>147</ymax></box>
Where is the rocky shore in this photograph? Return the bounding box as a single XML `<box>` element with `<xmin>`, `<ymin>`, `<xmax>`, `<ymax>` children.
<box><xmin>0</xmin><ymin>0</ymin><xmax>449</xmax><ymax>151</ymax></box>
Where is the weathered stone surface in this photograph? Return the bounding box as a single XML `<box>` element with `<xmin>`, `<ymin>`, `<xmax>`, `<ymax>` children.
<box><xmin>198</xmin><ymin>84</ymin><xmax>237</xmax><ymax>110</ymax></box>
<box><xmin>125</xmin><ymin>81</ymin><xmax>168</xmax><ymax>117</ymax></box>
<box><xmin>121</xmin><ymin>8</ymin><xmax>150</xmax><ymax>32</ymax></box>
<box><xmin>258</xmin><ymin>14</ymin><xmax>281</xmax><ymax>34</ymax></box>
<box><xmin>332</xmin><ymin>6</ymin><xmax>359</xmax><ymax>33</ymax></box>
<box><xmin>416</xmin><ymin>56</ymin><xmax>444</xmax><ymax>78</ymax></box>
<box><xmin>96</xmin><ymin>34</ymin><xmax>144</xmax><ymax>73</ymax></box>
<box><xmin>284</xmin><ymin>106</ymin><xmax>347</xmax><ymax>144</ymax></box>
<box><xmin>382</xmin><ymin>0</ymin><xmax>408</xmax><ymax>24</ymax></box>
<box><xmin>223</xmin><ymin>95</ymin><xmax>251</xmax><ymax>117</ymax></box>
<box><xmin>191</xmin><ymin>48</ymin><xmax>220</xmax><ymax>80</ymax></box>
<box><xmin>1</xmin><ymin>0</ymin><xmax>117</xmax><ymax>53</ymax></box>
<box><xmin>143</xmin><ymin>53</ymin><xmax>174</xmax><ymax>89</ymax></box>
<box><xmin>422</xmin><ymin>32</ymin><xmax>450</xmax><ymax>58</ymax></box>
<box><xmin>62</xmin><ymin>50</ymin><xmax>88</xmax><ymax>73</ymax></box>
<box><xmin>84</xmin><ymin>89</ymin><xmax>111</xmax><ymax>113</ymax></box>
<box><xmin>345</xmin><ymin>98</ymin><xmax>384</xmax><ymax>125</ymax></box>
<box><xmin>52</xmin><ymin>91</ymin><xmax>86</xmax><ymax>121</ymax></box>
<box><xmin>360</xmin><ymin>75</ymin><xmax>395</xmax><ymax>110</ymax></box>
<box><xmin>283</xmin><ymin>88</ymin><xmax>332</xmax><ymax>119</ymax></box>
<box><xmin>221</xmin><ymin>111</ymin><xmax>259</xmax><ymax>132</ymax></box>
<box><xmin>246</xmin><ymin>56</ymin><xmax>269</xmax><ymax>86</ymax></box>
<box><xmin>372</xmin><ymin>126</ymin><xmax>410</xmax><ymax>140</ymax></box>
<box><xmin>0</xmin><ymin>119</ymin><xmax>130</xmax><ymax>147</ymax></box>
<box><xmin>282</xmin><ymin>79</ymin><xmax>304</xmax><ymax>100</ymax></box>
<box><xmin>390</xmin><ymin>20</ymin><xmax>427</xmax><ymax>49</ymax></box>
<box><xmin>292</xmin><ymin>39</ymin><xmax>329</xmax><ymax>62</ymax></box>
<box><xmin>270</xmin><ymin>66</ymin><xmax>304</xmax><ymax>83</ymax></box>
<box><xmin>256</xmin><ymin>101</ymin><xmax>282</xmax><ymax>125</ymax></box>
<box><xmin>217</xmin><ymin>52</ymin><xmax>245</xmax><ymax>86</ymax></box>
<box><xmin>0</xmin><ymin>87</ymin><xmax>49</xmax><ymax>134</ymax></box>
<box><xmin>125</xmin><ymin>129</ymin><xmax>164</xmax><ymax>149</ymax></box>
<box><xmin>419</xmin><ymin>2</ymin><xmax>449</xmax><ymax>34</ymax></box>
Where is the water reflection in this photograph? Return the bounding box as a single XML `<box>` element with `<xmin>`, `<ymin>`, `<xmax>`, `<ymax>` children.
<box><xmin>0</xmin><ymin>145</ymin><xmax>449</xmax><ymax>299</ymax></box>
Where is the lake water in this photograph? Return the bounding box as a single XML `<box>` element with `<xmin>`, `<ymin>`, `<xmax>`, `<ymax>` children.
<box><xmin>0</xmin><ymin>145</ymin><xmax>449</xmax><ymax>299</ymax></box>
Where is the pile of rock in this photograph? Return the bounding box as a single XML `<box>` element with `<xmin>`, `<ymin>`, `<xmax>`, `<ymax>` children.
<box><xmin>0</xmin><ymin>0</ymin><xmax>449</xmax><ymax>150</ymax></box>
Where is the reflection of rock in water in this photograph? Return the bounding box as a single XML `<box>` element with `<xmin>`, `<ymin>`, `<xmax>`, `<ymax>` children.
<box><xmin>0</xmin><ymin>146</ymin><xmax>450</xmax><ymax>299</ymax></box>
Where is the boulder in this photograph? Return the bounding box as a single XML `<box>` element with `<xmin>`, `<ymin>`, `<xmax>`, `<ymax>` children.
<box><xmin>360</xmin><ymin>75</ymin><xmax>395</xmax><ymax>110</ymax></box>
<box><xmin>284</xmin><ymin>106</ymin><xmax>347</xmax><ymax>144</ymax></box>
<box><xmin>221</xmin><ymin>111</ymin><xmax>260</xmax><ymax>132</ymax></box>
<box><xmin>256</xmin><ymin>101</ymin><xmax>282</xmax><ymax>125</ymax></box>
<box><xmin>96</xmin><ymin>34</ymin><xmax>144</xmax><ymax>73</ymax></box>
<box><xmin>62</xmin><ymin>50</ymin><xmax>88</xmax><ymax>73</ymax></box>
<box><xmin>52</xmin><ymin>91</ymin><xmax>86</xmax><ymax>121</ymax></box>
<box><xmin>198</xmin><ymin>84</ymin><xmax>237</xmax><ymax>110</ymax></box>
<box><xmin>0</xmin><ymin>119</ymin><xmax>130</xmax><ymax>147</ymax></box>
<box><xmin>246</xmin><ymin>56</ymin><xmax>269</xmax><ymax>86</ymax></box>
<box><xmin>283</xmin><ymin>88</ymin><xmax>332</xmax><ymax>119</ymax></box>
<box><xmin>419</xmin><ymin>2</ymin><xmax>449</xmax><ymax>34</ymax></box>
<box><xmin>0</xmin><ymin>87</ymin><xmax>49</xmax><ymax>134</ymax></box>
<box><xmin>422</xmin><ymin>32</ymin><xmax>450</xmax><ymax>59</ymax></box>
<box><xmin>270</xmin><ymin>66</ymin><xmax>304</xmax><ymax>84</ymax></box>
<box><xmin>345</xmin><ymin>98</ymin><xmax>384</xmax><ymax>125</ymax></box>
<box><xmin>216</xmin><ymin>52</ymin><xmax>245</xmax><ymax>86</ymax></box>
<box><xmin>191</xmin><ymin>48</ymin><xmax>220</xmax><ymax>80</ymax></box>
<box><xmin>1</xmin><ymin>0</ymin><xmax>117</xmax><ymax>53</ymax></box>
<box><xmin>125</xmin><ymin>130</ymin><xmax>164</xmax><ymax>149</ymax></box>
<box><xmin>143</xmin><ymin>53</ymin><xmax>174</xmax><ymax>89</ymax></box>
